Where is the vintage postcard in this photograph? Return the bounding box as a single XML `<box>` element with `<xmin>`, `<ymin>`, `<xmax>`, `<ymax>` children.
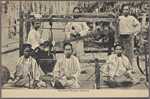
<box><xmin>1</xmin><ymin>1</ymin><xmax>149</xmax><ymax>98</ymax></box>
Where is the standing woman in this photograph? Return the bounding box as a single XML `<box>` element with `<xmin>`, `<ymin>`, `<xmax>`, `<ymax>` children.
<box><xmin>65</xmin><ymin>7</ymin><xmax>89</xmax><ymax>60</ymax></box>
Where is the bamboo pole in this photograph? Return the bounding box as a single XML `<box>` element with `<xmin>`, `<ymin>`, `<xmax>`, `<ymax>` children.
<box><xmin>24</xmin><ymin>1</ymin><xmax>26</xmax><ymax>10</ymax></box>
<box><xmin>57</xmin><ymin>1</ymin><xmax>59</xmax><ymax>14</ymax></box>
<box><xmin>49</xmin><ymin>1</ymin><xmax>53</xmax><ymax>15</ymax></box>
<box><xmin>32</xmin><ymin>1</ymin><xmax>35</xmax><ymax>13</ymax></box>
<box><xmin>40</xmin><ymin>1</ymin><xmax>45</xmax><ymax>14</ymax></box>
<box><xmin>60</xmin><ymin>1</ymin><xmax>62</xmax><ymax>14</ymax></box>
<box><xmin>44</xmin><ymin>1</ymin><xmax>48</xmax><ymax>15</ymax></box>
<box><xmin>39</xmin><ymin>2</ymin><xmax>42</xmax><ymax>14</ymax></box>
<box><xmin>37</xmin><ymin>1</ymin><xmax>40</xmax><ymax>14</ymax></box>
<box><xmin>69</xmin><ymin>1</ymin><xmax>71</xmax><ymax>14</ymax></box>
<box><xmin>34</xmin><ymin>1</ymin><xmax>37</xmax><ymax>14</ymax></box>
<box><xmin>48</xmin><ymin>1</ymin><xmax>50</xmax><ymax>15</ymax></box>
<box><xmin>26</xmin><ymin>1</ymin><xmax>29</xmax><ymax>10</ymax></box>
<box><xmin>65</xmin><ymin>1</ymin><xmax>68</xmax><ymax>14</ymax></box>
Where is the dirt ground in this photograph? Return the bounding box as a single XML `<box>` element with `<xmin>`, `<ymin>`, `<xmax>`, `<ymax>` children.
<box><xmin>1</xmin><ymin>19</ymin><xmax>149</xmax><ymax>90</ymax></box>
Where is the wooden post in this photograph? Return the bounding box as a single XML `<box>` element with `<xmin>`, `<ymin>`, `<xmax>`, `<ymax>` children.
<box><xmin>107</xmin><ymin>28</ymin><xmax>114</xmax><ymax>55</ymax></box>
<box><xmin>28</xmin><ymin>74</ymin><xmax>30</xmax><ymax>89</ymax></box>
<box><xmin>49</xmin><ymin>22</ymin><xmax>53</xmax><ymax>59</ymax></box>
<box><xmin>19</xmin><ymin>12</ymin><xmax>24</xmax><ymax>57</ymax></box>
<box><xmin>53</xmin><ymin>47</ymin><xmax>56</xmax><ymax>59</ymax></box>
<box><xmin>25</xmin><ymin>12</ymin><xmax>30</xmax><ymax>43</ymax></box>
<box><xmin>95</xmin><ymin>58</ymin><xmax>100</xmax><ymax>89</ymax></box>
<box><xmin>115</xmin><ymin>12</ymin><xmax>119</xmax><ymax>43</ymax></box>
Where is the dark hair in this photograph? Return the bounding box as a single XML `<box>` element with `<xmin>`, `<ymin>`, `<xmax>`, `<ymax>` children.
<box><xmin>73</xmin><ymin>7</ymin><xmax>82</xmax><ymax>13</ymax></box>
<box><xmin>63</xmin><ymin>42</ymin><xmax>73</xmax><ymax>50</ymax></box>
<box><xmin>23</xmin><ymin>44</ymin><xmax>32</xmax><ymax>51</ymax></box>
<box><xmin>32</xmin><ymin>22</ymin><xmax>35</xmax><ymax>26</ymax></box>
<box><xmin>114</xmin><ymin>44</ymin><xmax>124</xmax><ymax>50</ymax></box>
<box><xmin>121</xmin><ymin>4</ymin><xmax>130</xmax><ymax>13</ymax></box>
<box><xmin>31</xmin><ymin>22</ymin><xmax>40</xmax><ymax>26</ymax></box>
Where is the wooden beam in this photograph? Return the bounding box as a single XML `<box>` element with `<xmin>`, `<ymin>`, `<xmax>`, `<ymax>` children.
<box><xmin>1</xmin><ymin>48</ymin><xmax>113</xmax><ymax>55</ymax></box>
<box><xmin>30</xmin><ymin>12</ymin><xmax>115</xmax><ymax>18</ymax></box>
<box><xmin>29</xmin><ymin>13</ymin><xmax>115</xmax><ymax>19</ymax></box>
<box><xmin>50</xmin><ymin>50</ymin><xmax>112</xmax><ymax>53</ymax></box>
<box><xmin>39</xmin><ymin>59</ymin><xmax>57</xmax><ymax>64</ymax></box>
<box><xmin>80</xmin><ymin>59</ymin><xmax>106</xmax><ymax>63</ymax></box>
<box><xmin>43</xmin><ymin>28</ymin><xmax>64</xmax><ymax>30</ymax></box>
<box><xmin>28</xmin><ymin>18</ymin><xmax>115</xmax><ymax>22</ymax></box>
<box><xmin>54</xmin><ymin>12</ymin><xmax>115</xmax><ymax>17</ymax></box>
<box><xmin>55</xmin><ymin>28</ymin><xmax>114</xmax><ymax>46</ymax></box>
<box><xmin>39</xmin><ymin>59</ymin><xmax>106</xmax><ymax>63</ymax></box>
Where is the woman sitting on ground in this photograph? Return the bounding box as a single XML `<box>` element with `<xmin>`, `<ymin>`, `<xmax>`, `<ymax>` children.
<box><xmin>11</xmin><ymin>44</ymin><xmax>46</xmax><ymax>88</ymax></box>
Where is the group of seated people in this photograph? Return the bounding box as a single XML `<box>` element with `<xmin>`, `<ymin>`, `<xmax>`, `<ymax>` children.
<box><xmin>10</xmin><ymin>42</ymin><xmax>140</xmax><ymax>89</ymax></box>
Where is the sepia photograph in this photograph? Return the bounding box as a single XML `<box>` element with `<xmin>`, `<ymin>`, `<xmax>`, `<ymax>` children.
<box><xmin>1</xmin><ymin>0</ymin><xmax>149</xmax><ymax>98</ymax></box>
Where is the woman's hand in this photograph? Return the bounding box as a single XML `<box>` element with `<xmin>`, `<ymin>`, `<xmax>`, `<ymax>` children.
<box><xmin>127</xmin><ymin>70</ymin><xmax>132</xmax><ymax>75</ymax></box>
<box><xmin>76</xmin><ymin>33</ymin><xmax>81</xmax><ymax>37</ymax></box>
<box><xmin>70</xmin><ymin>33</ymin><xmax>76</xmax><ymax>38</ymax></box>
<box><xmin>55</xmin><ymin>76</ymin><xmax>60</xmax><ymax>80</ymax></box>
<box><xmin>66</xmin><ymin>76</ymin><xmax>74</xmax><ymax>80</ymax></box>
<box><xmin>39</xmin><ymin>46</ymin><xmax>45</xmax><ymax>51</ymax></box>
<box><xmin>13</xmin><ymin>77</ymin><xmax>20</xmax><ymax>82</ymax></box>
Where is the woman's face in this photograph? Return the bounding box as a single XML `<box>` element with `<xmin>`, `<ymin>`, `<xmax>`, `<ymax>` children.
<box><xmin>24</xmin><ymin>47</ymin><xmax>31</xmax><ymax>58</ymax></box>
<box><xmin>115</xmin><ymin>46</ymin><xmax>123</xmax><ymax>56</ymax></box>
<box><xmin>64</xmin><ymin>45</ymin><xmax>73</xmax><ymax>58</ymax></box>
<box><xmin>34</xmin><ymin>22</ymin><xmax>41</xmax><ymax>30</ymax></box>
<box><xmin>73</xmin><ymin>9</ymin><xmax>80</xmax><ymax>18</ymax></box>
